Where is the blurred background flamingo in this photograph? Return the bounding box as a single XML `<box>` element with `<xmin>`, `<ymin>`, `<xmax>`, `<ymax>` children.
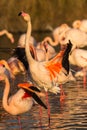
<box><xmin>0</xmin><ymin>29</ymin><xmax>14</xmax><ymax>43</ymax></box>
<box><xmin>72</xmin><ymin>19</ymin><xmax>87</xmax><ymax>33</ymax></box>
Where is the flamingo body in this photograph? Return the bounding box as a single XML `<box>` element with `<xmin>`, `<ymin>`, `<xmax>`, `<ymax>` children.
<box><xmin>69</xmin><ymin>48</ymin><xmax>87</xmax><ymax>67</ymax></box>
<box><xmin>7</xmin><ymin>89</ymin><xmax>33</xmax><ymax>115</ymax></box>
<box><xmin>59</xmin><ymin>28</ymin><xmax>87</xmax><ymax>50</ymax></box>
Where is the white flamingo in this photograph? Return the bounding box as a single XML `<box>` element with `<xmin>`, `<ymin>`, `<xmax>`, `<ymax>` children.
<box><xmin>18</xmin><ymin>11</ymin><xmax>72</xmax><ymax>94</ymax></box>
<box><xmin>58</xmin><ymin>28</ymin><xmax>87</xmax><ymax>51</ymax></box>
<box><xmin>69</xmin><ymin>47</ymin><xmax>87</xmax><ymax>84</ymax></box>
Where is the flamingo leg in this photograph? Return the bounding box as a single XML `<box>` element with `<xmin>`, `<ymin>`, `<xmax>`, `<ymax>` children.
<box><xmin>60</xmin><ymin>84</ymin><xmax>66</xmax><ymax>102</ymax></box>
<box><xmin>45</xmin><ymin>92</ymin><xmax>50</xmax><ymax>127</ymax></box>
<box><xmin>83</xmin><ymin>67</ymin><xmax>86</xmax><ymax>88</ymax></box>
<box><xmin>17</xmin><ymin>115</ymin><xmax>22</xmax><ymax>130</ymax></box>
<box><xmin>39</xmin><ymin>105</ymin><xmax>43</xmax><ymax>129</ymax></box>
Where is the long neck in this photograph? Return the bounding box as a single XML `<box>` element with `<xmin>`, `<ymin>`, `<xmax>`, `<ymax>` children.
<box><xmin>47</xmin><ymin>37</ymin><xmax>58</xmax><ymax>46</ymax></box>
<box><xmin>25</xmin><ymin>20</ymin><xmax>36</xmax><ymax>64</ymax></box>
<box><xmin>2</xmin><ymin>76</ymin><xmax>10</xmax><ymax>112</ymax></box>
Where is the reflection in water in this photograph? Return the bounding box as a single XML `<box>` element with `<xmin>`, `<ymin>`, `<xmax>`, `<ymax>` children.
<box><xmin>0</xmin><ymin>33</ymin><xmax>87</xmax><ymax>130</ymax></box>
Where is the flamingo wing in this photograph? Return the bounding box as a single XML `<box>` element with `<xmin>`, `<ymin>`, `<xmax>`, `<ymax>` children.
<box><xmin>18</xmin><ymin>83</ymin><xmax>47</xmax><ymax>109</ymax></box>
<box><xmin>62</xmin><ymin>40</ymin><xmax>72</xmax><ymax>74</ymax></box>
<box><xmin>45</xmin><ymin>40</ymin><xmax>72</xmax><ymax>80</ymax></box>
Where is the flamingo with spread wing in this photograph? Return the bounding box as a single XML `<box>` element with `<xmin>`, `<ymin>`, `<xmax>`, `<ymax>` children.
<box><xmin>18</xmin><ymin>11</ymin><xmax>72</xmax><ymax>95</ymax></box>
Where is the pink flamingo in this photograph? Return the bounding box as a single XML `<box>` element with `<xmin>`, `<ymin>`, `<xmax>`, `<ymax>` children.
<box><xmin>0</xmin><ymin>62</ymin><xmax>47</xmax><ymax>129</ymax></box>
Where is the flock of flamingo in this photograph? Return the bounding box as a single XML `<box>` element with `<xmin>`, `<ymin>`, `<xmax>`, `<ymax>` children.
<box><xmin>0</xmin><ymin>11</ymin><xmax>87</xmax><ymax>129</ymax></box>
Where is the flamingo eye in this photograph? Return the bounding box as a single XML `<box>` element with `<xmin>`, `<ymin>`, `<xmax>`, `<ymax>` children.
<box><xmin>3</xmin><ymin>65</ymin><xmax>5</xmax><ymax>67</ymax></box>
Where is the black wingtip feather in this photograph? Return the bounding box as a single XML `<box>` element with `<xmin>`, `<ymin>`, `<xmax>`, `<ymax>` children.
<box><xmin>62</xmin><ymin>40</ymin><xmax>72</xmax><ymax>74</ymax></box>
<box><xmin>23</xmin><ymin>88</ymin><xmax>47</xmax><ymax>109</ymax></box>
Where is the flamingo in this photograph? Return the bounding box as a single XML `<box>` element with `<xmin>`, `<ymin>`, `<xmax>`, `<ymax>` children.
<box><xmin>69</xmin><ymin>47</ymin><xmax>87</xmax><ymax>84</ymax></box>
<box><xmin>18</xmin><ymin>11</ymin><xmax>72</xmax><ymax>94</ymax></box>
<box><xmin>0</xmin><ymin>29</ymin><xmax>14</xmax><ymax>43</ymax></box>
<box><xmin>72</xmin><ymin>19</ymin><xmax>87</xmax><ymax>33</ymax></box>
<box><xmin>12</xmin><ymin>36</ymin><xmax>55</xmax><ymax>125</ymax></box>
<box><xmin>0</xmin><ymin>73</ymin><xmax>47</xmax><ymax>116</ymax></box>
<box><xmin>45</xmin><ymin>23</ymin><xmax>87</xmax><ymax>51</ymax></box>
<box><xmin>0</xmin><ymin>61</ymin><xmax>48</xmax><ymax>129</ymax></box>
<box><xmin>58</xmin><ymin>28</ymin><xmax>87</xmax><ymax>51</ymax></box>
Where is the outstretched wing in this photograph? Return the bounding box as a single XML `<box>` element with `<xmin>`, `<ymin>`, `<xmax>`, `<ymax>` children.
<box><xmin>45</xmin><ymin>40</ymin><xmax>72</xmax><ymax>80</ymax></box>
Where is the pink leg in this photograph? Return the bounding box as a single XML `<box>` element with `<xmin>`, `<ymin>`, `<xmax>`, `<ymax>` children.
<box><xmin>39</xmin><ymin>105</ymin><xmax>43</xmax><ymax>129</ymax></box>
<box><xmin>45</xmin><ymin>92</ymin><xmax>50</xmax><ymax>127</ymax></box>
<box><xmin>60</xmin><ymin>84</ymin><xmax>66</xmax><ymax>102</ymax></box>
<box><xmin>17</xmin><ymin>115</ymin><xmax>22</xmax><ymax>130</ymax></box>
<box><xmin>83</xmin><ymin>68</ymin><xmax>86</xmax><ymax>88</ymax></box>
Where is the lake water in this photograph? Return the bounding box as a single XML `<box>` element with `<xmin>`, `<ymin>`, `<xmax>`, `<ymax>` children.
<box><xmin>0</xmin><ymin>33</ymin><xmax>87</xmax><ymax>130</ymax></box>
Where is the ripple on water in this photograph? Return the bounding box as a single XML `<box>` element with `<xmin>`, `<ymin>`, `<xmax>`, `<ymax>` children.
<box><xmin>0</xmin><ymin>75</ymin><xmax>87</xmax><ymax>129</ymax></box>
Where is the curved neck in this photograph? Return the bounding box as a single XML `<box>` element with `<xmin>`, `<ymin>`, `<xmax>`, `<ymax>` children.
<box><xmin>2</xmin><ymin>76</ymin><xmax>10</xmax><ymax>112</ymax></box>
<box><xmin>47</xmin><ymin>37</ymin><xmax>58</xmax><ymax>46</ymax></box>
<box><xmin>25</xmin><ymin>20</ymin><xmax>36</xmax><ymax>64</ymax></box>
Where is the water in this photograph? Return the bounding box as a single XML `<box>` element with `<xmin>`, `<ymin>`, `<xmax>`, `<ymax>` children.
<box><xmin>0</xmin><ymin>76</ymin><xmax>87</xmax><ymax>130</ymax></box>
<box><xmin>0</xmin><ymin>33</ymin><xmax>87</xmax><ymax>130</ymax></box>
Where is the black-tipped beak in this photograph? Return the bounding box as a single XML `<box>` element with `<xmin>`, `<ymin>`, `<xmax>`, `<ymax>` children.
<box><xmin>18</xmin><ymin>12</ymin><xmax>22</xmax><ymax>16</ymax></box>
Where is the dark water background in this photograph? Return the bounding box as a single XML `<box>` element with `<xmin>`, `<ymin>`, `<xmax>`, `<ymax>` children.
<box><xmin>0</xmin><ymin>33</ymin><xmax>87</xmax><ymax>130</ymax></box>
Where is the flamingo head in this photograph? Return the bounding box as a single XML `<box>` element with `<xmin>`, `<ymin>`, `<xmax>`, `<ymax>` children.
<box><xmin>72</xmin><ymin>20</ymin><xmax>81</xmax><ymax>29</ymax></box>
<box><xmin>18</xmin><ymin>11</ymin><xmax>31</xmax><ymax>22</ymax></box>
<box><xmin>0</xmin><ymin>63</ymin><xmax>7</xmax><ymax>81</ymax></box>
<box><xmin>0</xmin><ymin>62</ymin><xmax>7</xmax><ymax>75</ymax></box>
<box><xmin>0</xmin><ymin>60</ymin><xmax>15</xmax><ymax>79</ymax></box>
